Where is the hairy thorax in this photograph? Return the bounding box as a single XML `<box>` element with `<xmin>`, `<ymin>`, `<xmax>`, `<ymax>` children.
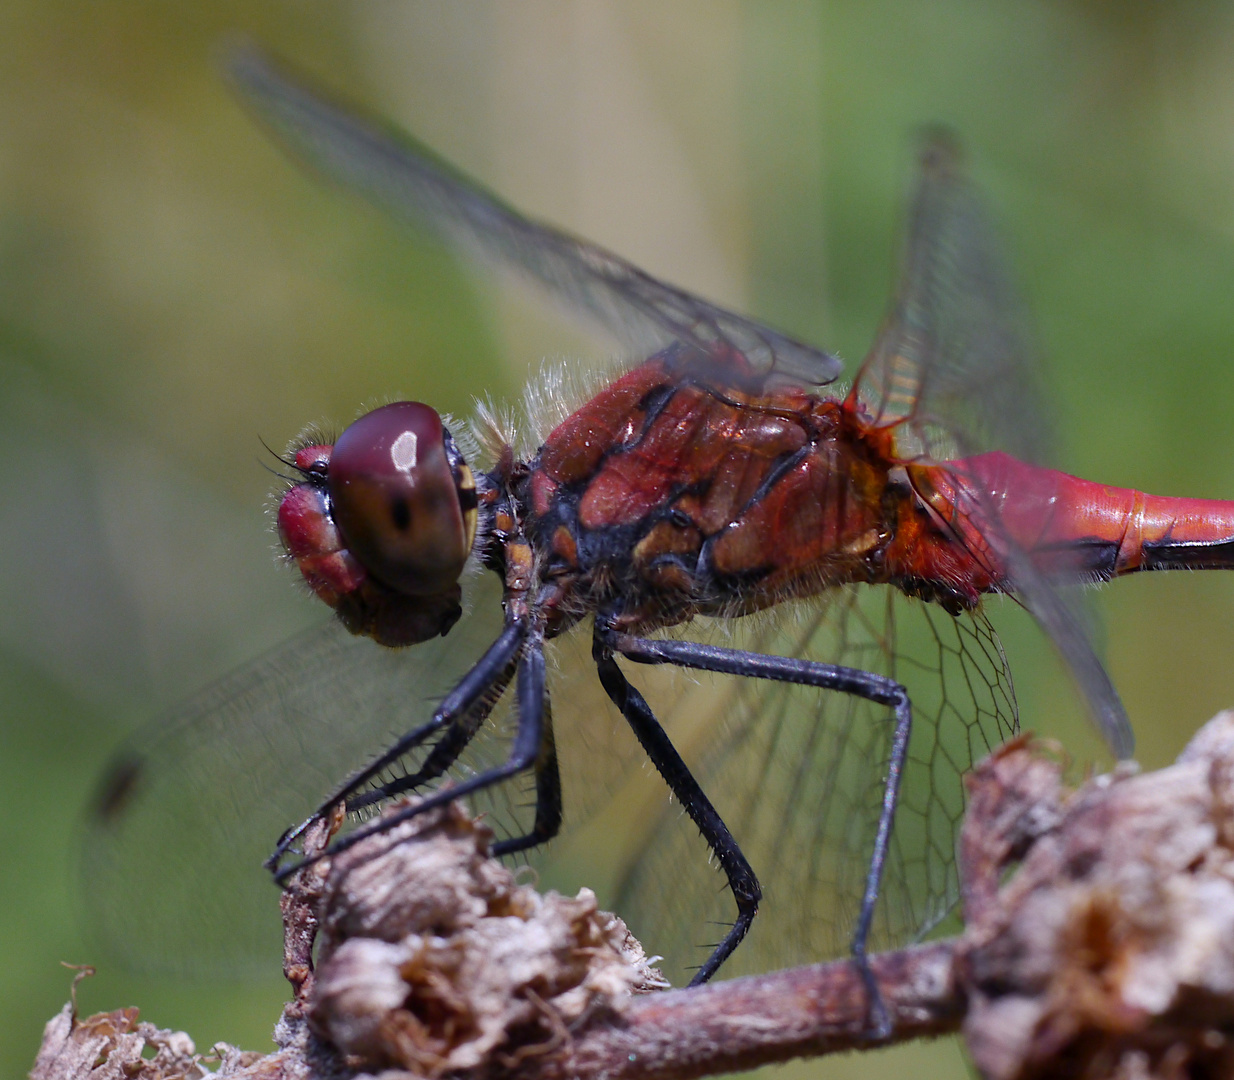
<box><xmin>520</xmin><ymin>357</ymin><xmax>905</xmax><ymax>635</ymax></box>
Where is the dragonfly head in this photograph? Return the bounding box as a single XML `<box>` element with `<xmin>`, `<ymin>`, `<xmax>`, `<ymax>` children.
<box><xmin>277</xmin><ymin>402</ymin><xmax>479</xmax><ymax>646</ymax></box>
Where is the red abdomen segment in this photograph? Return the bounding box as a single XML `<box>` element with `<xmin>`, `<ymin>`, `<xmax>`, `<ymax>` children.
<box><xmin>901</xmin><ymin>451</ymin><xmax>1234</xmax><ymax>593</ymax></box>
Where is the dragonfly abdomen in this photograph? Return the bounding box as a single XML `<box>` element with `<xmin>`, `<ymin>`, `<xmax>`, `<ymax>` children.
<box><xmin>901</xmin><ymin>451</ymin><xmax>1234</xmax><ymax>591</ymax></box>
<box><xmin>1081</xmin><ymin>486</ymin><xmax>1234</xmax><ymax>575</ymax></box>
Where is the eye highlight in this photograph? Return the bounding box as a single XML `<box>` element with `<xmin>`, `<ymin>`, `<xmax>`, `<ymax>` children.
<box><xmin>390</xmin><ymin>429</ymin><xmax>419</xmax><ymax>473</ymax></box>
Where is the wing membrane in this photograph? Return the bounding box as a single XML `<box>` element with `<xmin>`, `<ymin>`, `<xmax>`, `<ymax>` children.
<box><xmin>856</xmin><ymin>133</ymin><xmax>1050</xmax><ymax>463</ymax></box>
<box><xmin>225</xmin><ymin>46</ymin><xmax>842</xmax><ymax>388</ymax></box>
<box><xmin>84</xmin><ymin>572</ymin><xmax>507</xmax><ymax>974</ymax></box>
<box><xmin>856</xmin><ymin>135</ymin><xmax>1132</xmax><ymax>757</ymax></box>
<box><xmin>87</xmin><ymin>575</ymin><xmax>1018</xmax><ymax>983</ymax></box>
<box><xmin>582</xmin><ymin>587</ymin><xmax>1017</xmax><ymax>983</ymax></box>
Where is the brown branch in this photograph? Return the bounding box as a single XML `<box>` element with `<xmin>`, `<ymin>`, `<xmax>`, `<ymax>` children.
<box><xmin>489</xmin><ymin>941</ymin><xmax>961</xmax><ymax>1080</ymax></box>
<box><xmin>34</xmin><ymin>711</ymin><xmax>1234</xmax><ymax>1080</ymax></box>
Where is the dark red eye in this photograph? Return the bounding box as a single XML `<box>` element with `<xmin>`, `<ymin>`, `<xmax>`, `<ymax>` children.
<box><xmin>328</xmin><ymin>402</ymin><xmax>473</xmax><ymax>597</ymax></box>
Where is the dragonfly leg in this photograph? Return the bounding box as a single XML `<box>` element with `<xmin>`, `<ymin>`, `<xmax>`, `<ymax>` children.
<box><xmin>345</xmin><ymin>694</ymin><xmax>500</xmax><ymax>813</ymax></box>
<box><xmin>365</xmin><ymin>672</ymin><xmax>560</xmax><ymax>857</ymax></box>
<box><xmin>600</xmin><ymin>627</ymin><xmax>911</xmax><ymax>1038</ymax></box>
<box><xmin>592</xmin><ymin>635</ymin><xmax>761</xmax><ymax>986</ymax></box>
<box><xmin>268</xmin><ymin>620</ymin><xmax>527</xmax><ymax>878</ymax></box>
<box><xmin>275</xmin><ymin>632</ymin><xmax>547</xmax><ymax>883</ymax></box>
<box><xmin>493</xmin><ymin>710</ymin><xmax>563</xmax><ymax>856</ymax></box>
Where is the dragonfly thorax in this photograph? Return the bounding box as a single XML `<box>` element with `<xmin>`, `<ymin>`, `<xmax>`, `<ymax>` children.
<box><xmin>515</xmin><ymin>355</ymin><xmax>911</xmax><ymax>636</ymax></box>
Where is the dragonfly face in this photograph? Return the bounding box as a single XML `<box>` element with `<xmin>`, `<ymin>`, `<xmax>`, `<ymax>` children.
<box><xmin>278</xmin><ymin>401</ymin><xmax>478</xmax><ymax>646</ymax></box>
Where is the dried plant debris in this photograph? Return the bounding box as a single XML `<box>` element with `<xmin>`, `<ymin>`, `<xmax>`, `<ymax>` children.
<box><xmin>40</xmin><ymin>716</ymin><xmax>1234</xmax><ymax>1080</ymax></box>
<box><xmin>30</xmin><ymin>1004</ymin><xmax>260</xmax><ymax>1080</ymax></box>
<box><xmin>959</xmin><ymin>712</ymin><xmax>1234</xmax><ymax>1080</ymax></box>
<box><xmin>309</xmin><ymin>797</ymin><xmax>667</xmax><ymax>1074</ymax></box>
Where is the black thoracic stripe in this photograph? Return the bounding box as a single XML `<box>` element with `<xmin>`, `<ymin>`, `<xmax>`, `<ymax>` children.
<box><xmin>581</xmin><ymin>381</ymin><xmax>681</xmax><ymax>477</ymax></box>
<box><xmin>634</xmin><ymin>381</ymin><xmax>677</xmax><ymax>423</ymax></box>
<box><xmin>736</xmin><ymin>444</ymin><xmax>813</xmax><ymax>518</ymax></box>
<box><xmin>628</xmin><ymin>382</ymin><xmax>679</xmax><ymax>448</ymax></box>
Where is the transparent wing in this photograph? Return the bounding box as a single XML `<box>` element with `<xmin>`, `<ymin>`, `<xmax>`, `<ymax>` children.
<box><xmin>224</xmin><ymin>45</ymin><xmax>842</xmax><ymax>389</ymax></box>
<box><xmin>83</xmin><ymin>571</ymin><xmax>507</xmax><ymax>975</ymax></box>
<box><xmin>534</xmin><ymin>587</ymin><xmax>1017</xmax><ymax>986</ymax></box>
<box><xmin>855</xmin><ymin>132</ymin><xmax>1050</xmax><ymax>463</ymax></box>
<box><xmin>855</xmin><ymin>134</ymin><xmax>1131</xmax><ymax>757</ymax></box>
<box><xmin>87</xmin><ymin>574</ymin><xmax>1017</xmax><ymax>983</ymax></box>
<box><xmin>83</xmin><ymin>563</ymin><xmax>670</xmax><ymax>976</ymax></box>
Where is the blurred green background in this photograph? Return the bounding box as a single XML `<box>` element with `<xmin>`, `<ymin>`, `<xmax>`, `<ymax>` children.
<box><xmin>6</xmin><ymin>3</ymin><xmax>1234</xmax><ymax>1076</ymax></box>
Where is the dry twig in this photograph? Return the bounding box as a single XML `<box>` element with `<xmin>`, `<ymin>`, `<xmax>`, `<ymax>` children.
<box><xmin>36</xmin><ymin>711</ymin><xmax>1234</xmax><ymax>1080</ymax></box>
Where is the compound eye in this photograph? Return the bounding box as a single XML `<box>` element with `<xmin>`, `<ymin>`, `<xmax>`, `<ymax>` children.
<box><xmin>328</xmin><ymin>402</ymin><xmax>470</xmax><ymax>597</ymax></box>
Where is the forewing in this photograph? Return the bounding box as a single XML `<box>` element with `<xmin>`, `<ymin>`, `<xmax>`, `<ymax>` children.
<box><xmin>84</xmin><ymin>572</ymin><xmax>507</xmax><ymax>975</ymax></box>
<box><xmin>539</xmin><ymin>587</ymin><xmax>1017</xmax><ymax>986</ymax></box>
<box><xmin>225</xmin><ymin>46</ymin><xmax>842</xmax><ymax>388</ymax></box>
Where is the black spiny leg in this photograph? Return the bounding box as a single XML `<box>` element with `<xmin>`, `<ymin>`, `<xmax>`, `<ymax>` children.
<box><xmin>599</xmin><ymin>627</ymin><xmax>912</xmax><ymax>1039</ymax></box>
<box><xmin>345</xmin><ymin>684</ymin><xmax>508</xmax><ymax>815</ymax></box>
<box><xmin>269</xmin><ymin>621</ymin><xmax>537</xmax><ymax>882</ymax></box>
<box><xmin>592</xmin><ymin>634</ymin><xmax>762</xmax><ymax>986</ymax></box>
<box><xmin>493</xmin><ymin>703</ymin><xmax>562</xmax><ymax>856</ymax></box>
<box><xmin>267</xmin><ymin>621</ymin><xmax>525</xmax><ymax>871</ymax></box>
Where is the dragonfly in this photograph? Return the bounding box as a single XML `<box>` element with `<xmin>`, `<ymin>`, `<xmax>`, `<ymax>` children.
<box><xmin>86</xmin><ymin>47</ymin><xmax>1234</xmax><ymax>1014</ymax></box>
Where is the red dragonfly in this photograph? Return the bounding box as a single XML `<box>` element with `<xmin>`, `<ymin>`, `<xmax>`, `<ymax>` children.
<box><xmin>87</xmin><ymin>49</ymin><xmax>1234</xmax><ymax>1008</ymax></box>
